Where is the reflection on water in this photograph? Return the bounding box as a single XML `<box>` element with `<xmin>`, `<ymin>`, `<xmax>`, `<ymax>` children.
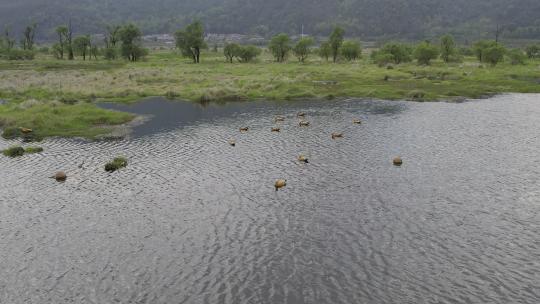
<box><xmin>1</xmin><ymin>94</ymin><xmax>539</xmax><ymax>304</ymax></box>
<box><xmin>98</xmin><ymin>97</ymin><xmax>406</xmax><ymax>138</ymax></box>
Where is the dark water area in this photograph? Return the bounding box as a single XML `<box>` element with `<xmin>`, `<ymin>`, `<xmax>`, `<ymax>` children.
<box><xmin>1</xmin><ymin>94</ymin><xmax>539</xmax><ymax>303</ymax></box>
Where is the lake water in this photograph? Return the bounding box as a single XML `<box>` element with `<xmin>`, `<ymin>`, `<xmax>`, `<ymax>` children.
<box><xmin>1</xmin><ymin>94</ymin><xmax>539</xmax><ymax>303</ymax></box>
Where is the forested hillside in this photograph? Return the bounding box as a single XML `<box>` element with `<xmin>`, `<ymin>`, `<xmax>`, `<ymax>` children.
<box><xmin>1</xmin><ymin>0</ymin><xmax>539</xmax><ymax>40</ymax></box>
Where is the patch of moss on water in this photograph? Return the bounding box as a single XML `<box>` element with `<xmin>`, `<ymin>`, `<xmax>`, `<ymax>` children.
<box><xmin>105</xmin><ymin>156</ymin><xmax>128</xmax><ymax>172</ymax></box>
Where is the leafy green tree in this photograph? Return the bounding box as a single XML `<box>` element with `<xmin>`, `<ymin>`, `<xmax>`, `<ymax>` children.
<box><xmin>224</xmin><ymin>43</ymin><xmax>240</xmax><ymax>63</ymax></box>
<box><xmin>119</xmin><ymin>24</ymin><xmax>146</xmax><ymax>62</ymax></box>
<box><xmin>440</xmin><ymin>34</ymin><xmax>456</xmax><ymax>63</ymax></box>
<box><xmin>175</xmin><ymin>21</ymin><xmax>206</xmax><ymax>63</ymax></box>
<box><xmin>293</xmin><ymin>37</ymin><xmax>314</xmax><ymax>62</ymax></box>
<box><xmin>525</xmin><ymin>44</ymin><xmax>540</xmax><ymax>59</ymax></box>
<box><xmin>22</xmin><ymin>23</ymin><xmax>37</xmax><ymax>50</ymax></box>
<box><xmin>318</xmin><ymin>41</ymin><xmax>331</xmax><ymax>61</ymax></box>
<box><xmin>329</xmin><ymin>26</ymin><xmax>345</xmax><ymax>62</ymax></box>
<box><xmin>413</xmin><ymin>41</ymin><xmax>439</xmax><ymax>65</ymax></box>
<box><xmin>73</xmin><ymin>35</ymin><xmax>91</xmax><ymax>60</ymax></box>
<box><xmin>507</xmin><ymin>48</ymin><xmax>526</xmax><ymax>65</ymax></box>
<box><xmin>268</xmin><ymin>33</ymin><xmax>291</xmax><ymax>62</ymax></box>
<box><xmin>341</xmin><ymin>40</ymin><xmax>361</xmax><ymax>61</ymax></box>
<box><xmin>483</xmin><ymin>44</ymin><xmax>506</xmax><ymax>65</ymax></box>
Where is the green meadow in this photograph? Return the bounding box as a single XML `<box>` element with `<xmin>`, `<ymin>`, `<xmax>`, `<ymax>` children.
<box><xmin>1</xmin><ymin>50</ymin><xmax>539</xmax><ymax>139</ymax></box>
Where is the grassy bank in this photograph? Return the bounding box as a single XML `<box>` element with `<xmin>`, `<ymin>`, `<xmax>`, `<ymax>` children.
<box><xmin>0</xmin><ymin>50</ymin><xmax>539</xmax><ymax>139</ymax></box>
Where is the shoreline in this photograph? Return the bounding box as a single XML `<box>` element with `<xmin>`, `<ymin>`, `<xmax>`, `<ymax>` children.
<box><xmin>1</xmin><ymin>50</ymin><xmax>539</xmax><ymax>140</ymax></box>
<box><xmin>0</xmin><ymin>92</ymin><xmax>534</xmax><ymax>142</ymax></box>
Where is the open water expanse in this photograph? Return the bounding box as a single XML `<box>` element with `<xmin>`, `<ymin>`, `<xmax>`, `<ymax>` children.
<box><xmin>1</xmin><ymin>94</ymin><xmax>539</xmax><ymax>303</ymax></box>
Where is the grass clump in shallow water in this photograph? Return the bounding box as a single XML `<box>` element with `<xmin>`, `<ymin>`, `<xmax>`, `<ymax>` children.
<box><xmin>105</xmin><ymin>156</ymin><xmax>128</xmax><ymax>172</ymax></box>
<box><xmin>2</xmin><ymin>145</ymin><xmax>44</xmax><ymax>157</ymax></box>
<box><xmin>2</xmin><ymin>146</ymin><xmax>25</xmax><ymax>157</ymax></box>
<box><xmin>24</xmin><ymin>146</ymin><xmax>44</xmax><ymax>154</ymax></box>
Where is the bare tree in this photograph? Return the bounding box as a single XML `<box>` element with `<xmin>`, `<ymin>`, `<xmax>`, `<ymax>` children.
<box><xmin>105</xmin><ymin>25</ymin><xmax>121</xmax><ymax>48</ymax></box>
<box><xmin>67</xmin><ymin>19</ymin><xmax>74</xmax><ymax>60</ymax></box>
<box><xmin>4</xmin><ymin>27</ymin><xmax>15</xmax><ymax>50</ymax></box>
<box><xmin>22</xmin><ymin>23</ymin><xmax>37</xmax><ymax>50</ymax></box>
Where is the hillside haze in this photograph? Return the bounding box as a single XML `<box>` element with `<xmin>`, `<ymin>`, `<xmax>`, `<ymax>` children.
<box><xmin>1</xmin><ymin>0</ymin><xmax>540</xmax><ymax>40</ymax></box>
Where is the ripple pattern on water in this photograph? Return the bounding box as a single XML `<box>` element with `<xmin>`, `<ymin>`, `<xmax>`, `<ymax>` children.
<box><xmin>1</xmin><ymin>94</ymin><xmax>540</xmax><ymax>304</ymax></box>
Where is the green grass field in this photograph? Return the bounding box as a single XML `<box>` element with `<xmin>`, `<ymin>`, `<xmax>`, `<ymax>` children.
<box><xmin>0</xmin><ymin>49</ymin><xmax>539</xmax><ymax>139</ymax></box>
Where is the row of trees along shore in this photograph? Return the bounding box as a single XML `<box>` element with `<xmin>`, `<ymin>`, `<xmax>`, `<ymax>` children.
<box><xmin>1</xmin><ymin>21</ymin><xmax>540</xmax><ymax>66</ymax></box>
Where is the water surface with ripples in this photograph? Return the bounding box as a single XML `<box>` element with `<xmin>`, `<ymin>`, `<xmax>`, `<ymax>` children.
<box><xmin>1</xmin><ymin>94</ymin><xmax>539</xmax><ymax>304</ymax></box>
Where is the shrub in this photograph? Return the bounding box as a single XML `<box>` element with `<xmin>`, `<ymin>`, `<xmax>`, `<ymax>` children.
<box><xmin>223</xmin><ymin>43</ymin><xmax>240</xmax><ymax>63</ymax></box>
<box><xmin>407</xmin><ymin>90</ymin><xmax>426</xmax><ymax>101</ymax></box>
<box><xmin>223</xmin><ymin>44</ymin><xmax>261</xmax><ymax>63</ymax></box>
<box><xmin>525</xmin><ymin>45</ymin><xmax>540</xmax><ymax>59</ymax></box>
<box><xmin>458</xmin><ymin>47</ymin><xmax>474</xmax><ymax>56</ymax></box>
<box><xmin>237</xmin><ymin>45</ymin><xmax>261</xmax><ymax>62</ymax></box>
<box><xmin>38</xmin><ymin>47</ymin><xmax>49</xmax><ymax>54</ymax></box>
<box><xmin>473</xmin><ymin>40</ymin><xmax>498</xmax><ymax>63</ymax></box>
<box><xmin>413</xmin><ymin>42</ymin><xmax>439</xmax><ymax>65</ymax></box>
<box><xmin>374</xmin><ymin>42</ymin><xmax>412</xmax><ymax>64</ymax></box>
<box><xmin>2</xmin><ymin>146</ymin><xmax>25</xmax><ymax>157</ymax></box>
<box><xmin>341</xmin><ymin>40</ymin><xmax>362</xmax><ymax>61</ymax></box>
<box><xmin>2</xmin><ymin>49</ymin><xmax>35</xmax><ymax>60</ymax></box>
<box><xmin>104</xmin><ymin>47</ymin><xmax>118</xmax><ymax>60</ymax></box>
<box><xmin>371</xmin><ymin>52</ymin><xmax>394</xmax><ymax>67</ymax></box>
<box><xmin>318</xmin><ymin>41</ymin><xmax>331</xmax><ymax>61</ymax></box>
<box><xmin>507</xmin><ymin>49</ymin><xmax>527</xmax><ymax>65</ymax></box>
<box><xmin>483</xmin><ymin>44</ymin><xmax>506</xmax><ymax>66</ymax></box>
<box><xmin>105</xmin><ymin>156</ymin><xmax>128</xmax><ymax>172</ymax></box>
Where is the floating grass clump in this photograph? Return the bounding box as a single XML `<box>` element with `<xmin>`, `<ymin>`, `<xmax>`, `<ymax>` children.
<box><xmin>105</xmin><ymin>156</ymin><xmax>128</xmax><ymax>172</ymax></box>
<box><xmin>24</xmin><ymin>146</ymin><xmax>44</xmax><ymax>154</ymax></box>
<box><xmin>2</xmin><ymin>146</ymin><xmax>25</xmax><ymax>157</ymax></box>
